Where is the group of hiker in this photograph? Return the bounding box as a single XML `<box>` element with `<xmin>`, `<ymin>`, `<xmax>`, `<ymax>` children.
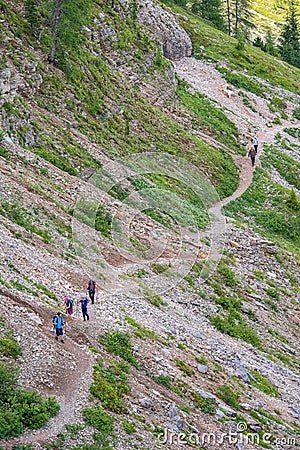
<box><xmin>52</xmin><ymin>279</ymin><xmax>97</xmax><ymax>343</ymax></box>
<box><xmin>248</xmin><ymin>135</ymin><xmax>259</xmax><ymax>167</ymax></box>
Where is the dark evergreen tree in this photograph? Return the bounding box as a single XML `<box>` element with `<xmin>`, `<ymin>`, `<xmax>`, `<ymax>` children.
<box><xmin>253</xmin><ymin>36</ymin><xmax>266</xmax><ymax>51</ymax></box>
<box><xmin>25</xmin><ymin>0</ymin><xmax>39</xmax><ymax>34</ymax></box>
<box><xmin>233</xmin><ymin>0</ymin><xmax>252</xmax><ymax>36</ymax></box>
<box><xmin>200</xmin><ymin>0</ymin><xmax>226</xmax><ymax>30</ymax></box>
<box><xmin>265</xmin><ymin>29</ymin><xmax>279</xmax><ymax>56</ymax></box>
<box><xmin>224</xmin><ymin>0</ymin><xmax>252</xmax><ymax>36</ymax></box>
<box><xmin>279</xmin><ymin>1</ymin><xmax>300</xmax><ymax>67</ymax></box>
<box><xmin>47</xmin><ymin>0</ymin><xmax>94</xmax><ymax>71</ymax></box>
<box><xmin>191</xmin><ymin>1</ymin><xmax>201</xmax><ymax>14</ymax></box>
<box><xmin>225</xmin><ymin>0</ymin><xmax>232</xmax><ymax>35</ymax></box>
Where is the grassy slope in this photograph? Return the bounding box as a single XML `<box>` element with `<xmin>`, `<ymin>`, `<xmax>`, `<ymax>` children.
<box><xmin>0</xmin><ymin>2</ymin><xmax>239</xmax><ymax>203</ymax></box>
<box><xmin>172</xmin><ymin>4</ymin><xmax>300</xmax><ymax>94</ymax></box>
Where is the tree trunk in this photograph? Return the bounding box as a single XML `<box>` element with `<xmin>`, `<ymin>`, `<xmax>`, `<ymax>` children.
<box><xmin>49</xmin><ymin>0</ymin><xmax>63</xmax><ymax>64</ymax></box>
<box><xmin>235</xmin><ymin>0</ymin><xmax>238</xmax><ymax>35</ymax></box>
<box><xmin>226</xmin><ymin>0</ymin><xmax>231</xmax><ymax>35</ymax></box>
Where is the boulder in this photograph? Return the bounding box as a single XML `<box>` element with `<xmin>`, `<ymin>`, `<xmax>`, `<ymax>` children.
<box><xmin>137</xmin><ymin>0</ymin><xmax>192</xmax><ymax>60</ymax></box>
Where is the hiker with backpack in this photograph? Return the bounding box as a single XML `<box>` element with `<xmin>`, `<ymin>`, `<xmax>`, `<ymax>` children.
<box><xmin>253</xmin><ymin>136</ymin><xmax>259</xmax><ymax>153</ymax></box>
<box><xmin>53</xmin><ymin>312</ymin><xmax>65</xmax><ymax>343</ymax></box>
<box><xmin>79</xmin><ymin>295</ymin><xmax>89</xmax><ymax>321</ymax></box>
<box><xmin>87</xmin><ymin>279</ymin><xmax>97</xmax><ymax>305</ymax></box>
<box><xmin>64</xmin><ymin>296</ymin><xmax>74</xmax><ymax>322</ymax></box>
<box><xmin>248</xmin><ymin>146</ymin><xmax>256</xmax><ymax>167</ymax></box>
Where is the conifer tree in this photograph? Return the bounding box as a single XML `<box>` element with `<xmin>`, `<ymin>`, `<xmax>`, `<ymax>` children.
<box><xmin>224</xmin><ymin>0</ymin><xmax>252</xmax><ymax>36</ymax></box>
<box><xmin>265</xmin><ymin>29</ymin><xmax>278</xmax><ymax>56</ymax></box>
<box><xmin>279</xmin><ymin>0</ymin><xmax>300</xmax><ymax>68</ymax></box>
<box><xmin>200</xmin><ymin>0</ymin><xmax>226</xmax><ymax>31</ymax></box>
<box><xmin>47</xmin><ymin>0</ymin><xmax>94</xmax><ymax>71</ymax></box>
<box><xmin>25</xmin><ymin>0</ymin><xmax>38</xmax><ymax>34</ymax></box>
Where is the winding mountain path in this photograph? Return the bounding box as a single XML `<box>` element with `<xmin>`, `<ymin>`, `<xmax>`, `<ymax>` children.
<box><xmin>2</xmin><ymin>56</ymin><xmax>299</xmax><ymax>449</ymax></box>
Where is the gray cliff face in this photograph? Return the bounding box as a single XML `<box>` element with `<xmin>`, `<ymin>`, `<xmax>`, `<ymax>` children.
<box><xmin>117</xmin><ymin>0</ymin><xmax>192</xmax><ymax>60</ymax></box>
<box><xmin>136</xmin><ymin>0</ymin><xmax>192</xmax><ymax>60</ymax></box>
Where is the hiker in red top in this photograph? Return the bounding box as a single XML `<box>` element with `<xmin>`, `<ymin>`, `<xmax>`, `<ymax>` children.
<box><xmin>248</xmin><ymin>146</ymin><xmax>256</xmax><ymax>167</ymax></box>
<box><xmin>87</xmin><ymin>279</ymin><xmax>97</xmax><ymax>305</ymax></box>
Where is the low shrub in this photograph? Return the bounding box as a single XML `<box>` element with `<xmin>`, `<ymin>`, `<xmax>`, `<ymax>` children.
<box><xmin>0</xmin><ymin>362</ymin><xmax>59</xmax><ymax>439</ymax></box>
<box><xmin>210</xmin><ymin>311</ymin><xmax>262</xmax><ymax>348</ymax></box>
<box><xmin>89</xmin><ymin>361</ymin><xmax>130</xmax><ymax>413</ymax></box>
<box><xmin>99</xmin><ymin>330</ymin><xmax>139</xmax><ymax>368</ymax></box>
<box><xmin>175</xmin><ymin>359</ymin><xmax>194</xmax><ymax>377</ymax></box>
<box><xmin>293</xmin><ymin>107</ymin><xmax>300</xmax><ymax>120</ymax></box>
<box><xmin>0</xmin><ymin>331</ymin><xmax>22</xmax><ymax>359</ymax></box>
<box><xmin>156</xmin><ymin>374</ymin><xmax>171</xmax><ymax>388</ymax></box>
<box><xmin>192</xmin><ymin>391</ymin><xmax>216</xmax><ymax>414</ymax></box>
<box><xmin>216</xmin><ymin>385</ymin><xmax>241</xmax><ymax>410</ymax></box>
<box><xmin>249</xmin><ymin>369</ymin><xmax>279</xmax><ymax>397</ymax></box>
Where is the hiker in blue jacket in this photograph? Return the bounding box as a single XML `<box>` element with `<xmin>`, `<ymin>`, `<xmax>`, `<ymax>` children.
<box><xmin>53</xmin><ymin>312</ymin><xmax>65</xmax><ymax>343</ymax></box>
<box><xmin>79</xmin><ymin>295</ymin><xmax>89</xmax><ymax>321</ymax></box>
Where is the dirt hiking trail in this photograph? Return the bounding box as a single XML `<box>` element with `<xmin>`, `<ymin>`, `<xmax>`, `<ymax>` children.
<box><xmin>2</xmin><ymin>56</ymin><xmax>299</xmax><ymax>449</ymax></box>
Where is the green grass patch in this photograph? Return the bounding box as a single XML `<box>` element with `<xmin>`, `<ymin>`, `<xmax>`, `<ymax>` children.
<box><xmin>95</xmin><ymin>206</ymin><xmax>112</xmax><ymax>238</ymax></box>
<box><xmin>218</xmin><ymin>68</ymin><xmax>265</xmax><ymax>96</ymax></box>
<box><xmin>217</xmin><ymin>260</ymin><xmax>239</xmax><ymax>287</ymax></box>
<box><xmin>176</xmin><ymin>78</ymin><xmax>242</xmax><ymax>153</ymax></box>
<box><xmin>216</xmin><ymin>385</ymin><xmax>241</xmax><ymax>410</ymax></box>
<box><xmin>261</xmin><ymin>144</ymin><xmax>300</xmax><ymax>191</ymax></box>
<box><xmin>0</xmin><ymin>201</ymin><xmax>52</xmax><ymax>244</ymax></box>
<box><xmin>192</xmin><ymin>391</ymin><xmax>216</xmax><ymax>415</ymax></box>
<box><xmin>122</xmin><ymin>419</ymin><xmax>136</xmax><ymax>434</ymax></box>
<box><xmin>99</xmin><ymin>330</ymin><xmax>139</xmax><ymax>368</ymax></box>
<box><xmin>90</xmin><ymin>360</ymin><xmax>130</xmax><ymax>413</ymax></box>
<box><xmin>83</xmin><ymin>405</ymin><xmax>116</xmax><ymax>448</ymax></box>
<box><xmin>175</xmin><ymin>8</ymin><xmax>300</xmax><ymax>93</ymax></box>
<box><xmin>124</xmin><ymin>316</ymin><xmax>161</xmax><ymax>342</ymax></box>
<box><xmin>175</xmin><ymin>359</ymin><xmax>194</xmax><ymax>377</ymax></box>
<box><xmin>155</xmin><ymin>374</ymin><xmax>171</xmax><ymax>388</ymax></box>
<box><xmin>210</xmin><ymin>310</ymin><xmax>262</xmax><ymax>348</ymax></box>
<box><xmin>224</xmin><ymin>168</ymin><xmax>300</xmax><ymax>247</ymax></box>
<box><xmin>249</xmin><ymin>369</ymin><xmax>279</xmax><ymax>397</ymax></box>
<box><xmin>0</xmin><ymin>331</ymin><xmax>22</xmax><ymax>359</ymax></box>
<box><xmin>0</xmin><ymin>145</ymin><xmax>10</xmax><ymax>160</ymax></box>
<box><xmin>184</xmin><ymin>261</ymin><xmax>204</xmax><ymax>288</ymax></box>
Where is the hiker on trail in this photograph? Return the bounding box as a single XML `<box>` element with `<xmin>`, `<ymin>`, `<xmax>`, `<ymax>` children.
<box><xmin>53</xmin><ymin>312</ymin><xmax>65</xmax><ymax>343</ymax></box>
<box><xmin>253</xmin><ymin>136</ymin><xmax>259</xmax><ymax>153</ymax></box>
<box><xmin>79</xmin><ymin>295</ymin><xmax>89</xmax><ymax>321</ymax></box>
<box><xmin>248</xmin><ymin>146</ymin><xmax>256</xmax><ymax>167</ymax></box>
<box><xmin>52</xmin><ymin>313</ymin><xmax>58</xmax><ymax>332</ymax></box>
<box><xmin>87</xmin><ymin>279</ymin><xmax>96</xmax><ymax>305</ymax></box>
<box><xmin>64</xmin><ymin>296</ymin><xmax>74</xmax><ymax>322</ymax></box>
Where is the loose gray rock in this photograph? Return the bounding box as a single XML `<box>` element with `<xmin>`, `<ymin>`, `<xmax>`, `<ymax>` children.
<box><xmin>137</xmin><ymin>0</ymin><xmax>192</xmax><ymax>60</ymax></box>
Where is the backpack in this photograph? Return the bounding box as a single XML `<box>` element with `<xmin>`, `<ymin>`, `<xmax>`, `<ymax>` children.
<box><xmin>68</xmin><ymin>298</ymin><xmax>73</xmax><ymax>308</ymax></box>
<box><xmin>54</xmin><ymin>316</ymin><xmax>64</xmax><ymax>328</ymax></box>
<box><xmin>81</xmin><ymin>298</ymin><xmax>88</xmax><ymax>308</ymax></box>
<box><xmin>88</xmin><ymin>280</ymin><xmax>96</xmax><ymax>291</ymax></box>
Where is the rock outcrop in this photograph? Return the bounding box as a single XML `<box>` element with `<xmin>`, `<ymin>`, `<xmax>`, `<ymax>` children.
<box><xmin>137</xmin><ymin>0</ymin><xmax>192</xmax><ymax>60</ymax></box>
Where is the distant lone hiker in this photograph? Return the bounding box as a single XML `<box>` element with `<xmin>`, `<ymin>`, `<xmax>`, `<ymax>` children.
<box><xmin>53</xmin><ymin>312</ymin><xmax>65</xmax><ymax>343</ymax></box>
<box><xmin>79</xmin><ymin>295</ymin><xmax>89</xmax><ymax>321</ymax></box>
<box><xmin>87</xmin><ymin>279</ymin><xmax>96</xmax><ymax>305</ymax></box>
<box><xmin>253</xmin><ymin>135</ymin><xmax>259</xmax><ymax>153</ymax></box>
<box><xmin>248</xmin><ymin>146</ymin><xmax>256</xmax><ymax>167</ymax></box>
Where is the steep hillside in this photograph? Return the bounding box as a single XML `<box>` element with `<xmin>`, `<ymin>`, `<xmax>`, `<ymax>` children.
<box><xmin>0</xmin><ymin>1</ymin><xmax>299</xmax><ymax>450</ymax></box>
